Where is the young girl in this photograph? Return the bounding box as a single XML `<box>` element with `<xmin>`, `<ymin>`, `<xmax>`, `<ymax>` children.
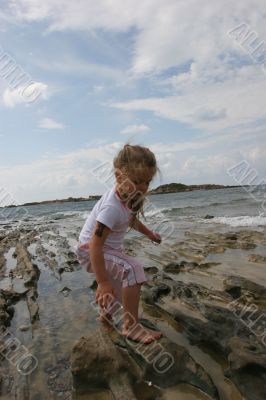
<box><xmin>75</xmin><ymin>144</ymin><xmax>162</xmax><ymax>344</ymax></box>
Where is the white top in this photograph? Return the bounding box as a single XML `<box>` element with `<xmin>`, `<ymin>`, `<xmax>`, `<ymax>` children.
<box><xmin>79</xmin><ymin>186</ymin><xmax>132</xmax><ymax>249</ymax></box>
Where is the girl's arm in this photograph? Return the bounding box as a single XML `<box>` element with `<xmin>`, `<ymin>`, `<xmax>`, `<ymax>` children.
<box><xmin>90</xmin><ymin>221</ymin><xmax>111</xmax><ymax>282</ymax></box>
<box><xmin>90</xmin><ymin>221</ymin><xmax>114</xmax><ymax>308</ymax></box>
<box><xmin>131</xmin><ymin>217</ymin><xmax>162</xmax><ymax>243</ymax></box>
<box><xmin>131</xmin><ymin>217</ymin><xmax>153</xmax><ymax>238</ymax></box>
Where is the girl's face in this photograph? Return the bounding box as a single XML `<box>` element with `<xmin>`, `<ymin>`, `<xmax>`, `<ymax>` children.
<box><xmin>116</xmin><ymin>167</ymin><xmax>155</xmax><ymax>197</ymax></box>
<box><xmin>128</xmin><ymin>167</ymin><xmax>155</xmax><ymax>195</ymax></box>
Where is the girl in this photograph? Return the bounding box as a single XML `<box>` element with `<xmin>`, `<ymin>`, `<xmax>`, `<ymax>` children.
<box><xmin>75</xmin><ymin>144</ymin><xmax>162</xmax><ymax>344</ymax></box>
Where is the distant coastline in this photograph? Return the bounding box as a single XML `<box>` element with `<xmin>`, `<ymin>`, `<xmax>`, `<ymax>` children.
<box><xmin>148</xmin><ymin>182</ymin><xmax>241</xmax><ymax>195</ymax></box>
<box><xmin>3</xmin><ymin>183</ymin><xmax>242</xmax><ymax>208</ymax></box>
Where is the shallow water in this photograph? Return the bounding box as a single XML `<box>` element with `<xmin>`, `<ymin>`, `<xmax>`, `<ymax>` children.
<box><xmin>1</xmin><ymin>187</ymin><xmax>266</xmax><ymax>399</ymax></box>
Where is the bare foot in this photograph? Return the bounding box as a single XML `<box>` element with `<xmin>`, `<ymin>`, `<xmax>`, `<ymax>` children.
<box><xmin>122</xmin><ymin>323</ymin><xmax>162</xmax><ymax>344</ymax></box>
<box><xmin>97</xmin><ymin>313</ymin><xmax>114</xmax><ymax>332</ymax></box>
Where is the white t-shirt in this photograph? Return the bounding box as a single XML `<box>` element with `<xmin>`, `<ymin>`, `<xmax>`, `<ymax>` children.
<box><xmin>79</xmin><ymin>186</ymin><xmax>132</xmax><ymax>249</ymax></box>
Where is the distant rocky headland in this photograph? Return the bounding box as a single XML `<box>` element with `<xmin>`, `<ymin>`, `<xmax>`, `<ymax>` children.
<box><xmin>5</xmin><ymin>183</ymin><xmax>240</xmax><ymax>208</ymax></box>
<box><xmin>5</xmin><ymin>195</ymin><xmax>102</xmax><ymax>208</ymax></box>
<box><xmin>148</xmin><ymin>182</ymin><xmax>240</xmax><ymax>195</ymax></box>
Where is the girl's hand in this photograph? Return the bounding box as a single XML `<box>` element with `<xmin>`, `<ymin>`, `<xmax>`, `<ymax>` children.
<box><xmin>96</xmin><ymin>281</ymin><xmax>114</xmax><ymax>309</ymax></box>
<box><xmin>148</xmin><ymin>231</ymin><xmax>162</xmax><ymax>244</ymax></box>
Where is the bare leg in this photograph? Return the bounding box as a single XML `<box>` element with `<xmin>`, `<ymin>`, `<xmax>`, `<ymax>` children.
<box><xmin>122</xmin><ymin>284</ymin><xmax>162</xmax><ymax>344</ymax></box>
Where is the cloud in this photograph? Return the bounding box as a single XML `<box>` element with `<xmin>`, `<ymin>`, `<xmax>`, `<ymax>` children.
<box><xmin>1</xmin><ymin>134</ymin><xmax>265</xmax><ymax>204</ymax></box>
<box><xmin>6</xmin><ymin>1</ymin><xmax>266</xmax><ymax>74</ymax></box>
<box><xmin>120</xmin><ymin>124</ymin><xmax>150</xmax><ymax>136</ymax></box>
<box><xmin>111</xmin><ymin>64</ymin><xmax>266</xmax><ymax>132</ymax></box>
<box><xmin>38</xmin><ymin>117</ymin><xmax>65</xmax><ymax>129</ymax></box>
<box><xmin>2</xmin><ymin>82</ymin><xmax>48</xmax><ymax>107</ymax></box>
<box><xmin>5</xmin><ymin>1</ymin><xmax>266</xmax><ymax>134</ymax></box>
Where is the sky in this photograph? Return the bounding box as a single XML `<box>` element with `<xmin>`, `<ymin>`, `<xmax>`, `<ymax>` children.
<box><xmin>0</xmin><ymin>0</ymin><xmax>266</xmax><ymax>205</ymax></box>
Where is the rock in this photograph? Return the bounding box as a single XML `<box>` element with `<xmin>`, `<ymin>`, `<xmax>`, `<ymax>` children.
<box><xmin>14</xmin><ymin>243</ymin><xmax>40</xmax><ymax>285</ymax></box>
<box><xmin>204</xmin><ymin>215</ymin><xmax>214</xmax><ymax>219</ymax></box>
<box><xmin>19</xmin><ymin>325</ymin><xmax>30</xmax><ymax>332</ymax></box>
<box><xmin>248</xmin><ymin>254</ymin><xmax>266</xmax><ymax>264</ymax></box>
<box><xmin>225</xmin><ymin>233</ymin><xmax>238</xmax><ymax>240</ymax></box>
<box><xmin>164</xmin><ymin>262</ymin><xmax>181</xmax><ymax>273</ymax></box>
<box><xmin>6</xmin><ymin>306</ymin><xmax>15</xmax><ymax>317</ymax></box>
<box><xmin>71</xmin><ymin>330</ymin><xmax>137</xmax><ymax>399</ymax></box>
<box><xmin>60</xmin><ymin>287</ymin><xmax>72</xmax><ymax>297</ymax></box>
<box><xmin>142</xmin><ymin>282</ymin><xmax>172</xmax><ymax>304</ymax></box>
<box><xmin>207</xmin><ymin>245</ymin><xmax>225</xmax><ymax>253</ymax></box>
<box><xmin>226</xmin><ymin>286</ymin><xmax>242</xmax><ymax>299</ymax></box>
<box><xmin>57</xmin><ymin>267</ymin><xmax>65</xmax><ymax>275</ymax></box>
<box><xmin>225</xmin><ymin>337</ymin><xmax>266</xmax><ymax>400</ymax></box>
<box><xmin>27</xmin><ymin>290</ymin><xmax>39</xmax><ymax>322</ymax></box>
<box><xmin>89</xmin><ymin>280</ymin><xmax>97</xmax><ymax>290</ymax></box>
<box><xmin>144</xmin><ymin>266</ymin><xmax>158</xmax><ymax>274</ymax></box>
<box><xmin>227</xmin><ymin>337</ymin><xmax>266</xmax><ymax>370</ymax></box>
<box><xmin>239</xmin><ymin>242</ymin><xmax>256</xmax><ymax>250</ymax></box>
<box><xmin>119</xmin><ymin>335</ymin><xmax>218</xmax><ymax>398</ymax></box>
<box><xmin>199</xmin><ymin>262</ymin><xmax>220</xmax><ymax>268</ymax></box>
<box><xmin>225</xmin><ymin>276</ymin><xmax>266</xmax><ymax>300</ymax></box>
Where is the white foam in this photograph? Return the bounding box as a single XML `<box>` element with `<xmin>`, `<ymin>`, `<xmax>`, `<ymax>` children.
<box><xmin>210</xmin><ymin>215</ymin><xmax>266</xmax><ymax>227</ymax></box>
<box><xmin>144</xmin><ymin>207</ymin><xmax>168</xmax><ymax>217</ymax></box>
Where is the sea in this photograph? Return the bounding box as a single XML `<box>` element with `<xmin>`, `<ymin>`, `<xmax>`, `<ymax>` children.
<box><xmin>1</xmin><ymin>186</ymin><xmax>266</xmax><ymax>241</ymax></box>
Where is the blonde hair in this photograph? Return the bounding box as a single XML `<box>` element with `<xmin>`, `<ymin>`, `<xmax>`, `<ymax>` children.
<box><xmin>113</xmin><ymin>143</ymin><xmax>159</xmax><ymax>228</ymax></box>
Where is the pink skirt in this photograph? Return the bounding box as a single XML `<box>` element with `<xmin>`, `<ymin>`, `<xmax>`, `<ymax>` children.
<box><xmin>75</xmin><ymin>241</ymin><xmax>147</xmax><ymax>297</ymax></box>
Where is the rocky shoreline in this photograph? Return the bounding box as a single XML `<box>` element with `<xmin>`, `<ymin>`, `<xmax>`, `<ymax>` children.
<box><xmin>0</xmin><ymin>219</ymin><xmax>266</xmax><ymax>399</ymax></box>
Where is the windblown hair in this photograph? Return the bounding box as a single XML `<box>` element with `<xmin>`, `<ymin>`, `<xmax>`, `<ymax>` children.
<box><xmin>113</xmin><ymin>143</ymin><xmax>159</xmax><ymax>229</ymax></box>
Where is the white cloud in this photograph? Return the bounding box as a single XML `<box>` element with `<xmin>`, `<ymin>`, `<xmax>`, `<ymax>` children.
<box><xmin>120</xmin><ymin>124</ymin><xmax>150</xmax><ymax>136</ymax></box>
<box><xmin>6</xmin><ymin>1</ymin><xmax>266</xmax><ymax>74</ymax></box>
<box><xmin>1</xmin><ymin>135</ymin><xmax>265</xmax><ymax>204</ymax></box>
<box><xmin>38</xmin><ymin>117</ymin><xmax>65</xmax><ymax>129</ymax></box>
<box><xmin>111</xmin><ymin>64</ymin><xmax>266</xmax><ymax>132</ymax></box>
<box><xmin>2</xmin><ymin>82</ymin><xmax>48</xmax><ymax>107</ymax></box>
<box><xmin>5</xmin><ymin>2</ymin><xmax>266</xmax><ymax>133</ymax></box>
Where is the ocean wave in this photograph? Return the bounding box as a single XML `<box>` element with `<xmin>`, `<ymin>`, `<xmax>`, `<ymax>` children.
<box><xmin>144</xmin><ymin>198</ymin><xmax>252</xmax><ymax>216</ymax></box>
<box><xmin>144</xmin><ymin>207</ymin><xmax>169</xmax><ymax>217</ymax></box>
<box><xmin>208</xmin><ymin>215</ymin><xmax>266</xmax><ymax>227</ymax></box>
<box><xmin>52</xmin><ymin>211</ymin><xmax>89</xmax><ymax>220</ymax></box>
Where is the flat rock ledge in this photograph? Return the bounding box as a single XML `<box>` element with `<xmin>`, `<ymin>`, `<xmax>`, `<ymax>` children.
<box><xmin>70</xmin><ymin>328</ymin><xmax>218</xmax><ymax>400</ymax></box>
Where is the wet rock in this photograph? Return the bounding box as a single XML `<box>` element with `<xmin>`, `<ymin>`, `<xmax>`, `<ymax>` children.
<box><xmin>71</xmin><ymin>330</ymin><xmax>137</xmax><ymax>399</ymax></box>
<box><xmin>164</xmin><ymin>262</ymin><xmax>181</xmax><ymax>273</ymax></box>
<box><xmin>239</xmin><ymin>242</ymin><xmax>256</xmax><ymax>250</ymax></box>
<box><xmin>142</xmin><ymin>282</ymin><xmax>172</xmax><ymax>304</ymax></box>
<box><xmin>207</xmin><ymin>245</ymin><xmax>225</xmax><ymax>253</ymax></box>
<box><xmin>0</xmin><ymin>297</ymin><xmax>12</xmax><ymax>327</ymax></box>
<box><xmin>89</xmin><ymin>280</ymin><xmax>98</xmax><ymax>290</ymax></box>
<box><xmin>118</xmin><ymin>334</ymin><xmax>218</xmax><ymax>398</ymax></box>
<box><xmin>226</xmin><ymin>286</ymin><xmax>242</xmax><ymax>299</ymax></box>
<box><xmin>248</xmin><ymin>254</ymin><xmax>266</xmax><ymax>264</ymax></box>
<box><xmin>60</xmin><ymin>286</ymin><xmax>72</xmax><ymax>297</ymax></box>
<box><xmin>227</xmin><ymin>337</ymin><xmax>266</xmax><ymax>370</ymax></box>
<box><xmin>225</xmin><ymin>276</ymin><xmax>266</xmax><ymax>301</ymax></box>
<box><xmin>6</xmin><ymin>306</ymin><xmax>14</xmax><ymax>317</ymax></box>
<box><xmin>0</xmin><ymin>288</ymin><xmax>23</xmax><ymax>302</ymax></box>
<box><xmin>66</xmin><ymin>259</ymin><xmax>79</xmax><ymax>268</ymax></box>
<box><xmin>144</xmin><ymin>266</ymin><xmax>158</xmax><ymax>274</ymax></box>
<box><xmin>164</xmin><ymin>261</ymin><xmax>200</xmax><ymax>274</ymax></box>
<box><xmin>204</xmin><ymin>215</ymin><xmax>214</xmax><ymax>219</ymax></box>
<box><xmin>225</xmin><ymin>338</ymin><xmax>266</xmax><ymax>400</ymax></box>
<box><xmin>199</xmin><ymin>262</ymin><xmax>220</xmax><ymax>268</ymax></box>
<box><xmin>19</xmin><ymin>325</ymin><xmax>30</xmax><ymax>332</ymax></box>
<box><xmin>225</xmin><ymin>233</ymin><xmax>238</xmax><ymax>241</ymax></box>
<box><xmin>57</xmin><ymin>267</ymin><xmax>65</xmax><ymax>275</ymax></box>
<box><xmin>27</xmin><ymin>290</ymin><xmax>39</xmax><ymax>322</ymax></box>
<box><xmin>14</xmin><ymin>243</ymin><xmax>40</xmax><ymax>285</ymax></box>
